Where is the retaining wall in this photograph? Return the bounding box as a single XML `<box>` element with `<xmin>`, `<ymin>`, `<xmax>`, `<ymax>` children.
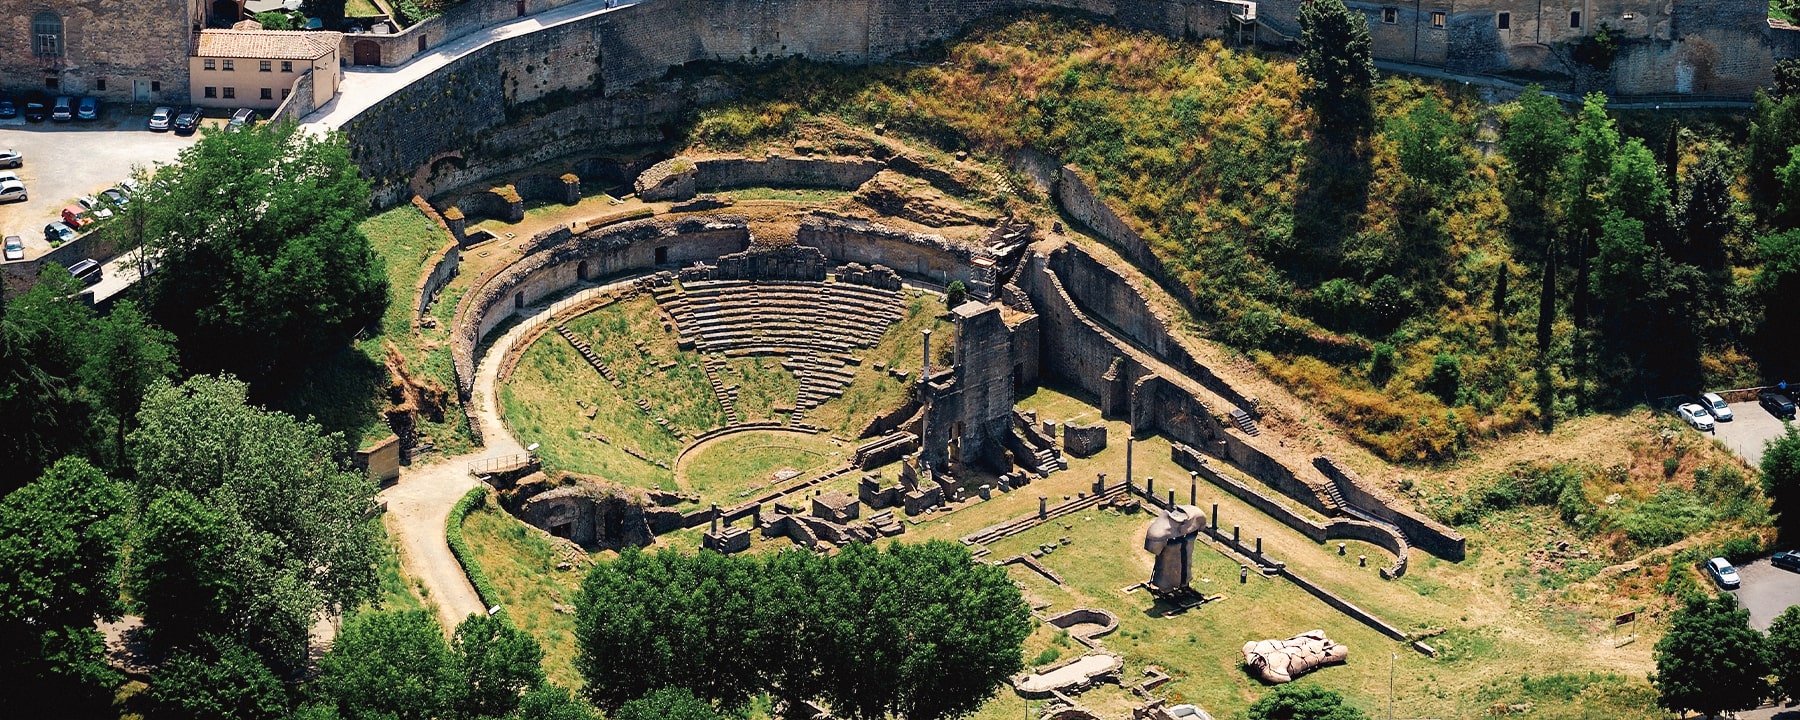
<box><xmin>449</xmin><ymin>214</ymin><xmax>749</xmax><ymax>399</ymax></box>
<box><xmin>797</xmin><ymin>213</ymin><xmax>980</xmax><ymax>288</ymax></box>
<box><xmin>1312</xmin><ymin>456</ymin><xmax>1466</xmax><ymax>561</ymax></box>
<box><xmin>1</xmin><ymin>230</ymin><xmax>122</xmax><ymax>300</ymax></box>
<box><xmin>417</xmin><ymin>240</ymin><xmax>463</xmax><ymax>320</ymax></box>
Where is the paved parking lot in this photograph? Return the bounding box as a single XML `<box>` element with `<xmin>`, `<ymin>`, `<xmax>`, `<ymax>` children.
<box><xmin>1709</xmin><ymin>400</ymin><xmax>1794</xmax><ymax>466</ymax></box>
<box><xmin>0</xmin><ymin>108</ymin><xmax>199</xmax><ymax>258</ymax></box>
<box><xmin>1728</xmin><ymin>558</ymin><xmax>1800</xmax><ymax>631</ymax></box>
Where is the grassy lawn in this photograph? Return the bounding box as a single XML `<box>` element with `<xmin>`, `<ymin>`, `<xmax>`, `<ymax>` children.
<box><xmin>1774</xmin><ymin>0</ymin><xmax>1796</xmax><ymax>22</ymax></box>
<box><xmin>501</xmin><ymin>296</ymin><xmax>721</xmax><ymax>490</ymax></box>
<box><xmin>678</xmin><ymin>430</ymin><xmax>847</xmax><ymax>503</ymax></box>
<box><xmin>345</xmin><ymin>0</ymin><xmax>381</xmax><ymax>16</ymax></box>
<box><xmin>722</xmin><ymin>355</ymin><xmax>797</xmax><ymax>421</ymax></box>
<box><xmin>718</xmin><ymin>187</ymin><xmax>854</xmax><ymax>203</ymax></box>
<box><xmin>806</xmin><ymin>290</ymin><xmax>950</xmax><ymax>435</ymax></box>
<box><xmin>461</xmin><ymin>496</ymin><xmax>587</xmax><ymax>689</ymax></box>
<box><xmin>371</xmin><ymin>518</ymin><xmax>431</xmax><ymax>615</ymax></box>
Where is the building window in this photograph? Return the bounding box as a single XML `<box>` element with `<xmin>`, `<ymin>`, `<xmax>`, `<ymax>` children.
<box><xmin>205</xmin><ymin>87</ymin><xmax>217</xmax><ymax>98</ymax></box>
<box><xmin>1570</xmin><ymin>11</ymin><xmax>1582</xmax><ymax>28</ymax></box>
<box><xmin>1497</xmin><ymin>12</ymin><xmax>1510</xmax><ymax>30</ymax></box>
<box><xmin>281</xmin><ymin>60</ymin><xmax>292</xmax><ymax>72</ymax></box>
<box><xmin>151</xmin><ymin>81</ymin><xmax>161</xmax><ymax>92</ymax></box>
<box><xmin>1381</xmin><ymin>7</ymin><xmax>1397</xmax><ymax>24</ymax></box>
<box><xmin>96</xmin><ymin>77</ymin><xmax>106</xmax><ymax>91</ymax></box>
<box><xmin>45</xmin><ymin>77</ymin><xmax>59</xmax><ymax>89</ymax></box>
<box><xmin>32</xmin><ymin>12</ymin><xmax>63</xmax><ymax>58</ymax></box>
<box><xmin>259</xmin><ymin>60</ymin><xmax>271</xmax><ymax>72</ymax></box>
<box><xmin>204</xmin><ymin>58</ymin><xmax>216</xmax><ymax>70</ymax></box>
<box><xmin>260</xmin><ymin>88</ymin><xmax>272</xmax><ymax>100</ymax></box>
<box><xmin>1431</xmin><ymin>11</ymin><xmax>1445</xmax><ymax>28</ymax></box>
<box><xmin>223</xmin><ymin>59</ymin><xmax>235</xmax><ymax>71</ymax></box>
<box><xmin>281</xmin><ymin>88</ymin><xmax>290</xmax><ymax>99</ymax></box>
<box><xmin>223</xmin><ymin>87</ymin><xmax>235</xmax><ymax>99</ymax></box>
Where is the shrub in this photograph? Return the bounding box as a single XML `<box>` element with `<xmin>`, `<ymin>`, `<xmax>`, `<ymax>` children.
<box><xmin>446</xmin><ymin>487</ymin><xmax>498</xmax><ymax>609</ymax></box>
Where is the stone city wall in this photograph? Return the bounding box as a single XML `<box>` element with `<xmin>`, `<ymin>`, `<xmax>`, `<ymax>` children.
<box><xmin>694</xmin><ymin>156</ymin><xmax>885</xmax><ymax>191</ymax></box>
<box><xmin>1</xmin><ymin>229</ymin><xmax>122</xmax><ymax>300</ymax></box>
<box><xmin>339</xmin><ymin>0</ymin><xmax>590</xmax><ymax>68</ymax></box>
<box><xmin>1775</xmin><ymin>20</ymin><xmax>1800</xmax><ymax>61</ymax></box>
<box><xmin>449</xmin><ymin>214</ymin><xmax>749</xmax><ymax>399</ymax></box>
<box><xmin>1312</xmin><ymin>456</ymin><xmax>1466</xmax><ymax>561</ymax></box>
<box><xmin>269</xmin><ymin>69</ymin><xmax>320</xmax><ymax>125</ymax></box>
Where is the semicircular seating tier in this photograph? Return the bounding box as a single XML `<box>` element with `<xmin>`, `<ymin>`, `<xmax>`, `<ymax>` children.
<box><xmin>650</xmin><ymin>279</ymin><xmax>904</xmax><ymax>420</ymax></box>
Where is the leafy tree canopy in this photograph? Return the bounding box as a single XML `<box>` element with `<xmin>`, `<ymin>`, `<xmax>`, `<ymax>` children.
<box><xmin>1763</xmin><ymin>424</ymin><xmax>1800</xmax><ymax>525</ymax></box>
<box><xmin>0</xmin><ymin>457</ymin><xmax>130</xmax><ymax>710</ymax></box>
<box><xmin>453</xmin><ymin>613</ymin><xmax>547</xmax><ymax>719</ymax></box>
<box><xmin>1297</xmin><ymin>0</ymin><xmax>1375</xmax><ymax>134</ymax></box>
<box><xmin>147</xmin><ymin>634</ymin><xmax>290</xmax><ymax>720</ymax></box>
<box><xmin>1651</xmin><ymin>593</ymin><xmax>1771</xmax><ymax>717</ymax></box>
<box><xmin>128</xmin><ymin>375</ymin><xmax>380</xmax><ymax>669</ymax></box>
<box><xmin>131</xmin><ymin>122</ymin><xmax>386</xmax><ymax>389</ymax></box>
<box><xmin>0</xmin><ymin>270</ymin><xmax>100</xmax><ymax>490</ymax></box>
<box><xmin>315</xmin><ymin>610</ymin><xmax>459</xmax><ymax>720</ymax></box>
<box><xmin>1770</xmin><ymin>605</ymin><xmax>1800</xmax><ymax>703</ymax></box>
<box><xmin>1247</xmin><ymin>684</ymin><xmax>1371</xmax><ymax>720</ymax></box>
<box><xmin>613</xmin><ymin>688</ymin><xmax>721</xmax><ymax>720</ymax></box>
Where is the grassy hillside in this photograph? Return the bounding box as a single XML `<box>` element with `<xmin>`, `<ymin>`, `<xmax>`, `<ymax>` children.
<box><xmin>675</xmin><ymin>15</ymin><xmax>1777</xmax><ymax>465</ymax></box>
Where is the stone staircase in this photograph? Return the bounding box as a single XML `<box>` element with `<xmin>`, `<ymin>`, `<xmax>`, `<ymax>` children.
<box><xmin>1029</xmin><ymin>444</ymin><xmax>1068</xmax><ymax>474</ymax></box>
<box><xmin>785</xmin><ymin>351</ymin><xmax>858</xmax><ymax>424</ymax></box>
<box><xmin>1229</xmin><ymin>408</ymin><xmax>1260</xmax><ymax>436</ymax></box>
<box><xmin>701</xmin><ymin>355</ymin><xmax>740</xmax><ymax>425</ymax></box>
<box><xmin>555</xmin><ymin>324</ymin><xmax>619</xmax><ymax>385</ymax></box>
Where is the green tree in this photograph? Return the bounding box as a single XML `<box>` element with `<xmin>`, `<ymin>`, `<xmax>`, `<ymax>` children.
<box><xmin>1296</xmin><ymin>0</ymin><xmax>1375</xmax><ymax>135</ymax></box>
<box><xmin>253</xmin><ymin>10</ymin><xmax>295</xmax><ymax>29</ymax></box>
<box><xmin>0</xmin><ymin>270</ymin><xmax>99</xmax><ymax>492</ymax></box>
<box><xmin>509</xmin><ymin>686</ymin><xmax>600</xmax><ymax>720</ymax></box>
<box><xmin>1763</xmin><ymin>424</ymin><xmax>1800</xmax><ymax>525</ymax></box>
<box><xmin>810</xmin><ymin>542</ymin><xmax>1032</xmax><ymax>720</ymax></box>
<box><xmin>147</xmin><ymin>635</ymin><xmax>290</xmax><ymax>720</ymax></box>
<box><xmin>1747</xmin><ymin>90</ymin><xmax>1800</xmax><ymax>228</ymax></box>
<box><xmin>1770</xmin><ymin>605</ymin><xmax>1800</xmax><ymax>703</ymax></box>
<box><xmin>613</xmin><ymin>688</ymin><xmax>721</xmax><ymax>720</ymax></box>
<box><xmin>0</xmin><ymin>458</ymin><xmax>130</xmax><ymax>710</ymax></box>
<box><xmin>129</xmin><ymin>375</ymin><xmax>380</xmax><ymax>669</ymax></box>
<box><xmin>1247</xmin><ymin>684</ymin><xmax>1370</xmax><ymax>720</ymax></box>
<box><xmin>133</xmin><ymin>123</ymin><xmax>386</xmax><ymax>389</ymax></box>
<box><xmin>945</xmin><ymin>280</ymin><xmax>968</xmax><ymax>307</ymax></box>
<box><xmin>79</xmin><ymin>300</ymin><xmax>176</xmax><ymax>467</ymax></box>
<box><xmin>575</xmin><ymin>549</ymin><xmax>765</xmax><ymax>711</ymax></box>
<box><xmin>453</xmin><ymin>613</ymin><xmax>547</xmax><ymax>719</ymax></box>
<box><xmin>1757</xmin><ymin>229</ymin><xmax>1800</xmax><ymax>359</ymax></box>
<box><xmin>1651</xmin><ymin>593</ymin><xmax>1772</xmax><ymax>717</ymax></box>
<box><xmin>315</xmin><ymin>610</ymin><xmax>457</xmax><ymax>720</ymax></box>
<box><xmin>1675</xmin><ymin>151</ymin><xmax>1735</xmax><ymax>271</ymax></box>
<box><xmin>1501</xmin><ymin>87</ymin><xmax>1572</xmax><ymax>207</ymax></box>
<box><xmin>302</xmin><ymin>0</ymin><xmax>346</xmax><ymax>29</ymax></box>
<box><xmin>1388</xmin><ymin>95</ymin><xmax>1467</xmax><ymax>192</ymax></box>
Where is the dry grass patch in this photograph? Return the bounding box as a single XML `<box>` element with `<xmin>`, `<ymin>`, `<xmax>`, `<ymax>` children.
<box><xmin>460</xmin><ymin>498</ymin><xmax>587</xmax><ymax>689</ymax></box>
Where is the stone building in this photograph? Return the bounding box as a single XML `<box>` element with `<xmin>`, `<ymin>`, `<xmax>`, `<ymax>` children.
<box><xmin>0</xmin><ymin>0</ymin><xmax>206</xmax><ymax>103</ymax></box>
<box><xmin>189</xmin><ymin>24</ymin><xmax>341</xmax><ymax>110</ymax></box>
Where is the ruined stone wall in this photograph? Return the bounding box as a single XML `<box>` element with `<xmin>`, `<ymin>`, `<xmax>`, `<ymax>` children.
<box><xmin>417</xmin><ymin>240</ymin><xmax>463</xmax><ymax>320</ymax></box>
<box><xmin>0</xmin><ymin>0</ymin><xmax>195</xmax><ymax>103</ymax></box>
<box><xmin>450</xmin><ymin>215</ymin><xmax>750</xmax><ymax>398</ymax></box>
<box><xmin>797</xmin><ymin>214</ymin><xmax>980</xmax><ymax>288</ymax></box>
<box><xmin>1776</xmin><ymin>21</ymin><xmax>1800</xmax><ymax>61</ymax></box>
<box><xmin>1312</xmin><ymin>456</ymin><xmax>1466</xmax><ymax>560</ymax></box>
<box><xmin>694</xmin><ymin>156</ymin><xmax>885</xmax><ymax>191</ymax></box>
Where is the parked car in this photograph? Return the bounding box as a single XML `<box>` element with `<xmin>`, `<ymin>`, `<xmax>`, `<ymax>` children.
<box><xmin>0</xmin><ymin>148</ymin><xmax>19</xmax><ymax>169</ymax></box>
<box><xmin>101</xmin><ymin>187</ymin><xmax>129</xmax><ymax>208</ymax></box>
<box><xmin>116</xmin><ymin>178</ymin><xmax>139</xmax><ymax>196</ymax></box>
<box><xmin>60</xmin><ymin>207</ymin><xmax>94</xmax><ymax>229</ymax></box>
<box><xmin>226</xmin><ymin>108</ymin><xmax>257</xmax><ymax>131</ymax></box>
<box><xmin>2</xmin><ymin>235</ymin><xmax>22</xmax><ymax>262</ymax></box>
<box><xmin>1707</xmin><ymin>557</ymin><xmax>1742</xmax><ymax>589</ymax></box>
<box><xmin>1701</xmin><ymin>392</ymin><xmax>1733</xmax><ymax>422</ymax></box>
<box><xmin>44</xmin><ymin>222</ymin><xmax>77</xmax><ymax>244</ymax></box>
<box><xmin>1773</xmin><ymin>549</ymin><xmax>1800</xmax><ymax>573</ymax></box>
<box><xmin>76</xmin><ymin>96</ymin><xmax>98</xmax><ymax>121</ymax></box>
<box><xmin>1677</xmin><ymin>403</ymin><xmax>1715</xmax><ymax>432</ymax></box>
<box><xmin>77</xmin><ymin>195</ymin><xmax>114</xmax><ymax>219</ymax></box>
<box><xmin>23</xmin><ymin>97</ymin><xmax>47</xmax><ymax>122</ymax></box>
<box><xmin>1762</xmin><ymin>390</ymin><xmax>1798</xmax><ymax>420</ymax></box>
<box><xmin>147</xmin><ymin>106</ymin><xmax>174</xmax><ymax>131</ymax></box>
<box><xmin>0</xmin><ymin>179</ymin><xmax>26</xmax><ymax>204</ymax></box>
<box><xmin>0</xmin><ymin>98</ymin><xmax>15</xmax><ymax>119</ymax></box>
<box><xmin>66</xmin><ymin>258</ymin><xmax>102</xmax><ymax>287</ymax></box>
<box><xmin>172</xmin><ymin>107</ymin><xmax>201</xmax><ymax>135</ymax></box>
<box><xmin>50</xmin><ymin>96</ymin><xmax>73</xmax><ymax>122</ymax></box>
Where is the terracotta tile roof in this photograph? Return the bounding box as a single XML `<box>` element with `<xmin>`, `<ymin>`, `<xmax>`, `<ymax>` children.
<box><xmin>195</xmin><ymin>29</ymin><xmax>341</xmax><ymax>60</ymax></box>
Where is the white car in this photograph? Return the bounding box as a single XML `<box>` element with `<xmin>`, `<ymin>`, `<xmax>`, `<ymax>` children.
<box><xmin>1701</xmin><ymin>392</ymin><xmax>1733</xmax><ymax>422</ymax></box>
<box><xmin>3</xmin><ymin>235</ymin><xmax>23</xmax><ymax>262</ymax></box>
<box><xmin>77</xmin><ymin>195</ymin><xmax>114</xmax><ymax>219</ymax></box>
<box><xmin>0</xmin><ymin>179</ymin><xmax>25</xmax><ymax>203</ymax></box>
<box><xmin>0</xmin><ymin>148</ymin><xmax>20</xmax><ymax>168</ymax></box>
<box><xmin>1677</xmin><ymin>403</ymin><xmax>1715</xmax><ymax>432</ymax></box>
<box><xmin>1707</xmin><ymin>557</ymin><xmax>1741</xmax><ymax>589</ymax></box>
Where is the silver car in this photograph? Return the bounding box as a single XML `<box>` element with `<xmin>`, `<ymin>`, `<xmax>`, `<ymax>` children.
<box><xmin>1677</xmin><ymin>403</ymin><xmax>1714</xmax><ymax>432</ymax></box>
<box><xmin>3</xmin><ymin>235</ymin><xmax>23</xmax><ymax>262</ymax></box>
<box><xmin>0</xmin><ymin>148</ymin><xmax>20</xmax><ymax>168</ymax></box>
<box><xmin>0</xmin><ymin>179</ymin><xmax>25</xmax><ymax>203</ymax></box>
<box><xmin>148</xmin><ymin>106</ymin><xmax>173</xmax><ymax>131</ymax></box>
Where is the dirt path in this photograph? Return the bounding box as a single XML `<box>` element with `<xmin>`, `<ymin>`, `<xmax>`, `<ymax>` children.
<box><xmin>381</xmin><ymin>281</ymin><xmax>641</xmax><ymax>633</ymax></box>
